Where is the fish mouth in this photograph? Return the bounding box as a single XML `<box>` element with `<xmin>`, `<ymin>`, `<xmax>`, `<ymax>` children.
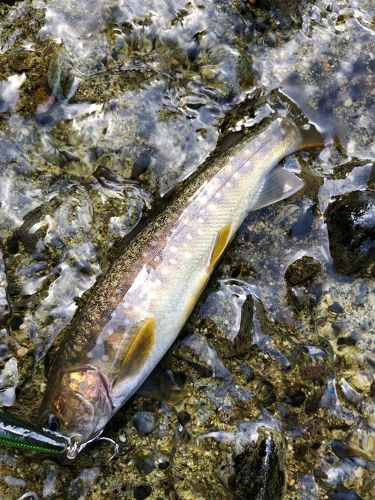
<box><xmin>59</xmin><ymin>431</ymin><xmax>104</xmax><ymax>463</ymax></box>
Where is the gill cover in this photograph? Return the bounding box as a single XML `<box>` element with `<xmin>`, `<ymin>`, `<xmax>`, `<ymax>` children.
<box><xmin>40</xmin><ymin>367</ymin><xmax>113</xmax><ymax>459</ymax></box>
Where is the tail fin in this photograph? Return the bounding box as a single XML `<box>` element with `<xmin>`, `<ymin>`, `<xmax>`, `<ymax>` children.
<box><xmin>271</xmin><ymin>90</ymin><xmax>325</xmax><ymax>150</ymax></box>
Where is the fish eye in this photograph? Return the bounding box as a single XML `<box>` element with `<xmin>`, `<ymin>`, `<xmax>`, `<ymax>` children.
<box><xmin>44</xmin><ymin>414</ymin><xmax>60</xmax><ymax>432</ymax></box>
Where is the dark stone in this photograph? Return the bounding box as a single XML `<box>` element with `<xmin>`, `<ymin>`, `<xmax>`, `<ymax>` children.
<box><xmin>132</xmin><ymin>150</ymin><xmax>152</xmax><ymax>178</ymax></box>
<box><xmin>337</xmin><ymin>335</ymin><xmax>356</xmax><ymax>347</ymax></box>
<box><xmin>285</xmin><ymin>256</ymin><xmax>322</xmax><ymax>286</ymax></box>
<box><xmin>133</xmin><ymin>485</ymin><xmax>152</xmax><ymax>500</ymax></box>
<box><xmin>254</xmin><ymin>377</ymin><xmax>277</xmax><ymax>407</ymax></box>
<box><xmin>370</xmin><ymin>381</ymin><xmax>375</xmax><ymax>399</ymax></box>
<box><xmin>329</xmin><ymin>489</ymin><xmax>362</xmax><ymax>500</ymax></box>
<box><xmin>287</xmin><ymin>286</ymin><xmax>314</xmax><ymax>311</ymax></box>
<box><xmin>177</xmin><ymin>411</ymin><xmax>191</xmax><ymax>426</ymax></box>
<box><xmin>228</xmin><ymin>430</ymin><xmax>285</xmax><ymax>499</ymax></box>
<box><xmin>0</xmin><ymin>343</ymin><xmax>10</xmax><ymax>360</ymax></box>
<box><xmin>134</xmin><ymin>455</ymin><xmax>155</xmax><ymax>476</ymax></box>
<box><xmin>158</xmin><ymin>460</ymin><xmax>170</xmax><ymax>470</ymax></box>
<box><xmin>284</xmin><ymin>388</ymin><xmax>305</xmax><ymax>407</ymax></box>
<box><xmin>331</xmin><ymin>440</ymin><xmax>350</xmax><ymax>460</ymax></box>
<box><xmin>329</xmin><ymin>302</ymin><xmax>344</xmax><ymax>314</ymax></box>
<box><xmin>10</xmin><ymin>315</ymin><xmax>23</xmax><ymax>330</ymax></box>
<box><xmin>304</xmin><ymin>389</ymin><xmax>323</xmax><ymax>414</ymax></box>
<box><xmin>233</xmin><ymin>294</ymin><xmax>254</xmax><ymax>356</ymax></box>
<box><xmin>133</xmin><ymin>411</ymin><xmax>156</xmax><ymax>435</ymax></box>
<box><xmin>6</xmin><ymin>235</ymin><xmax>19</xmax><ymax>254</ymax></box>
<box><xmin>325</xmin><ymin>190</ymin><xmax>375</xmax><ymax>276</ymax></box>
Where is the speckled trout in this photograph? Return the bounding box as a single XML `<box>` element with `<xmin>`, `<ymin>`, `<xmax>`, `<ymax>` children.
<box><xmin>39</xmin><ymin>115</ymin><xmax>322</xmax><ymax>459</ymax></box>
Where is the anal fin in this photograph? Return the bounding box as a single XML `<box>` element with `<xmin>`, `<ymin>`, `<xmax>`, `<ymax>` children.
<box><xmin>251</xmin><ymin>167</ymin><xmax>303</xmax><ymax>211</ymax></box>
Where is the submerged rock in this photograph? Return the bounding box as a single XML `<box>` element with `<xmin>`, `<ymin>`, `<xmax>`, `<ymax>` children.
<box><xmin>133</xmin><ymin>484</ymin><xmax>152</xmax><ymax>500</ymax></box>
<box><xmin>133</xmin><ymin>411</ymin><xmax>156</xmax><ymax>435</ymax></box>
<box><xmin>228</xmin><ymin>429</ymin><xmax>286</xmax><ymax>499</ymax></box>
<box><xmin>325</xmin><ymin>190</ymin><xmax>375</xmax><ymax>276</ymax></box>
<box><xmin>285</xmin><ymin>255</ymin><xmax>322</xmax><ymax>286</ymax></box>
<box><xmin>0</xmin><ymin>357</ymin><xmax>19</xmax><ymax>406</ymax></box>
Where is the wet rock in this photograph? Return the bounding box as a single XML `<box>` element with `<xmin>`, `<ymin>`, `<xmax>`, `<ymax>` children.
<box><xmin>0</xmin><ymin>341</ymin><xmax>10</xmax><ymax>361</ymax></box>
<box><xmin>347</xmin><ymin>425</ymin><xmax>375</xmax><ymax>461</ymax></box>
<box><xmin>233</xmin><ymin>294</ymin><xmax>255</xmax><ymax>355</ymax></box>
<box><xmin>16</xmin><ymin>347</ymin><xmax>28</xmax><ymax>357</ymax></box>
<box><xmin>253</xmin><ymin>377</ymin><xmax>277</xmax><ymax>407</ymax></box>
<box><xmin>0</xmin><ymin>39</ymin><xmax>57</xmax><ymax>115</ymax></box>
<box><xmin>284</xmin><ymin>386</ymin><xmax>306</xmax><ymax>407</ymax></box>
<box><xmin>199</xmin><ymin>282</ymin><xmax>255</xmax><ymax>359</ymax></box>
<box><xmin>287</xmin><ymin>286</ymin><xmax>314</xmax><ymax>311</ymax></box>
<box><xmin>180</xmin><ymin>333</ymin><xmax>231</xmax><ymax>379</ymax></box>
<box><xmin>325</xmin><ymin>191</ymin><xmax>375</xmax><ymax>276</ymax></box>
<box><xmin>133</xmin><ymin>484</ymin><xmax>152</xmax><ymax>500</ymax></box>
<box><xmin>285</xmin><ymin>256</ymin><xmax>322</xmax><ymax>286</ymax></box>
<box><xmin>0</xmin><ymin>357</ymin><xmax>19</xmax><ymax>406</ymax></box>
<box><xmin>329</xmin><ymin>489</ymin><xmax>362</xmax><ymax>500</ymax></box>
<box><xmin>336</xmin><ymin>335</ymin><xmax>356</xmax><ymax>347</ymax></box>
<box><xmin>68</xmin><ymin>468</ymin><xmax>100</xmax><ymax>499</ymax></box>
<box><xmin>177</xmin><ymin>411</ymin><xmax>191</xmax><ymax>426</ymax></box>
<box><xmin>0</xmin><ymin>250</ymin><xmax>9</xmax><ymax>321</ymax></box>
<box><xmin>133</xmin><ymin>411</ymin><xmax>156</xmax><ymax>435</ymax></box>
<box><xmin>132</xmin><ymin>150</ymin><xmax>152</xmax><ymax>179</ymax></box>
<box><xmin>329</xmin><ymin>302</ymin><xmax>344</xmax><ymax>314</ymax></box>
<box><xmin>228</xmin><ymin>429</ymin><xmax>286</xmax><ymax>499</ymax></box>
<box><xmin>299</xmin><ymin>345</ymin><xmax>332</xmax><ymax>383</ymax></box>
<box><xmin>138</xmin><ymin>367</ymin><xmax>185</xmax><ymax>402</ymax></box>
<box><xmin>134</xmin><ymin>454</ymin><xmax>155</xmax><ymax>476</ymax></box>
<box><xmin>298</xmin><ymin>474</ymin><xmax>320</xmax><ymax>499</ymax></box>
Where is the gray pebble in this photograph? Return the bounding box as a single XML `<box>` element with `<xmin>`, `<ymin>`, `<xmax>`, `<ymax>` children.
<box><xmin>133</xmin><ymin>411</ymin><xmax>156</xmax><ymax>435</ymax></box>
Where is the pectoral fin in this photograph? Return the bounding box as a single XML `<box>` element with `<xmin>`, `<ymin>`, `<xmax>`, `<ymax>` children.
<box><xmin>209</xmin><ymin>224</ymin><xmax>232</xmax><ymax>271</ymax></box>
<box><xmin>251</xmin><ymin>167</ymin><xmax>303</xmax><ymax>211</ymax></box>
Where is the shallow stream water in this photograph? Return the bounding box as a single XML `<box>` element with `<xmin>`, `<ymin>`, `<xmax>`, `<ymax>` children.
<box><xmin>0</xmin><ymin>0</ymin><xmax>374</xmax><ymax>498</ymax></box>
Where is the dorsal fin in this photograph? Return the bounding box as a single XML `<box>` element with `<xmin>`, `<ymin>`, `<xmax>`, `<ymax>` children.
<box><xmin>120</xmin><ymin>317</ymin><xmax>155</xmax><ymax>378</ymax></box>
<box><xmin>209</xmin><ymin>224</ymin><xmax>232</xmax><ymax>271</ymax></box>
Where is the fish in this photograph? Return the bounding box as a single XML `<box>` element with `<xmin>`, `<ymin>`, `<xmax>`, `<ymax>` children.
<box><xmin>39</xmin><ymin>113</ymin><xmax>323</xmax><ymax>460</ymax></box>
<box><xmin>0</xmin><ymin>410</ymin><xmax>67</xmax><ymax>455</ymax></box>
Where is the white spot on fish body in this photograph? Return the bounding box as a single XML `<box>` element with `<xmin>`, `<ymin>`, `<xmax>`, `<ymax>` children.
<box><xmin>207</xmin><ymin>204</ymin><xmax>217</xmax><ymax>213</ymax></box>
<box><xmin>130</xmin><ymin>305</ymin><xmax>142</xmax><ymax>314</ymax></box>
<box><xmin>186</xmin><ymin>234</ymin><xmax>193</xmax><ymax>240</ymax></box>
<box><xmin>198</xmin><ymin>217</ymin><xmax>205</xmax><ymax>224</ymax></box>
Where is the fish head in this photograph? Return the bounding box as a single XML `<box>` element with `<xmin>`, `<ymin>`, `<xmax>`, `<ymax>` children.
<box><xmin>40</xmin><ymin>367</ymin><xmax>113</xmax><ymax>460</ymax></box>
